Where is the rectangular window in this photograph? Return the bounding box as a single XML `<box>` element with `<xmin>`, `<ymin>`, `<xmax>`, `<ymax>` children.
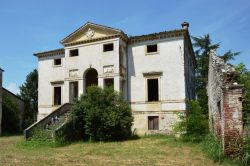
<box><xmin>104</xmin><ymin>78</ymin><xmax>114</xmax><ymax>88</ymax></box>
<box><xmin>70</xmin><ymin>49</ymin><xmax>79</xmax><ymax>57</ymax></box>
<box><xmin>147</xmin><ymin>78</ymin><xmax>159</xmax><ymax>102</ymax></box>
<box><xmin>69</xmin><ymin>82</ymin><xmax>78</xmax><ymax>103</ymax></box>
<box><xmin>103</xmin><ymin>43</ymin><xmax>114</xmax><ymax>52</ymax></box>
<box><xmin>54</xmin><ymin>86</ymin><xmax>61</xmax><ymax>105</ymax></box>
<box><xmin>146</xmin><ymin>44</ymin><xmax>158</xmax><ymax>53</ymax></box>
<box><xmin>54</xmin><ymin>59</ymin><xmax>61</xmax><ymax>66</ymax></box>
<box><xmin>148</xmin><ymin>116</ymin><xmax>159</xmax><ymax>130</ymax></box>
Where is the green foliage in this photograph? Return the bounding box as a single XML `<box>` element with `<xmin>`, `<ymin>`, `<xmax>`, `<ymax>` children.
<box><xmin>174</xmin><ymin>100</ymin><xmax>208</xmax><ymax>142</ymax></box>
<box><xmin>28</xmin><ymin>129</ymin><xmax>52</xmax><ymax>142</ymax></box>
<box><xmin>242</xmin><ymin>137</ymin><xmax>250</xmax><ymax>166</ymax></box>
<box><xmin>200</xmin><ymin>134</ymin><xmax>225</xmax><ymax>162</ymax></box>
<box><xmin>19</xmin><ymin>69</ymin><xmax>38</xmax><ymax>128</ymax></box>
<box><xmin>54</xmin><ymin>121</ymin><xmax>78</xmax><ymax>145</ymax></box>
<box><xmin>234</xmin><ymin>63</ymin><xmax>250</xmax><ymax>114</ymax></box>
<box><xmin>70</xmin><ymin>86</ymin><xmax>133</xmax><ymax>141</ymax></box>
<box><xmin>192</xmin><ymin>34</ymin><xmax>239</xmax><ymax>114</ymax></box>
<box><xmin>2</xmin><ymin>93</ymin><xmax>20</xmax><ymax>133</ymax></box>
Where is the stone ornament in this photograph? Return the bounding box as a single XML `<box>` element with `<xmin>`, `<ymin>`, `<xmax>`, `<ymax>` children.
<box><xmin>103</xmin><ymin>65</ymin><xmax>114</xmax><ymax>74</ymax></box>
<box><xmin>85</xmin><ymin>28</ymin><xmax>95</xmax><ymax>39</ymax></box>
<box><xmin>69</xmin><ymin>69</ymin><xmax>79</xmax><ymax>77</ymax></box>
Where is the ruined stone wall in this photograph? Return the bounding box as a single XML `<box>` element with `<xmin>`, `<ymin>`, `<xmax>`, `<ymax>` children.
<box><xmin>208</xmin><ymin>50</ymin><xmax>243</xmax><ymax>157</ymax></box>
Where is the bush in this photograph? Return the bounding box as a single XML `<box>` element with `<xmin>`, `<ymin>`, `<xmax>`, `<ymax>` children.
<box><xmin>174</xmin><ymin>100</ymin><xmax>209</xmax><ymax>142</ymax></box>
<box><xmin>201</xmin><ymin>134</ymin><xmax>225</xmax><ymax>162</ymax></box>
<box><xmin>70</xmin><ymin>86</ymin><xmax>133</xmax><ymax>141</ymax></box>
<box><xmin>2</xmin><ymin>93</ymin><xmax>20</xmax><ymax>133</ymax></box>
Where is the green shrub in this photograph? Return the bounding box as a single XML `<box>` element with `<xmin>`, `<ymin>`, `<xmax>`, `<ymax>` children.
<box><xmin>2</xmin><ymin>93</ymin><xmax>20</xmax><ymax>133</ymax></box>
<box><xmin>174</xmin><ymin>100</ymin><xmax>209</xmax><ymax>142</ymax></box>
<box><xmin>242</xmin><ymin>137</ymin><xmax>250</xmax><ymax>165</ymax></box>
<box><xmin>201</xmin><ymin>134</ymin><xmax>225</xmax><ymax>162</ymax></box>
<box><xmin>28</xmin><ymin>128</ymin><xmax>52</xmax><ymax>142</ymax></box>
<box><xmin>70</xmin><ymin>86</ymin><xmax>133</xmax><ymax>141</ymax></box>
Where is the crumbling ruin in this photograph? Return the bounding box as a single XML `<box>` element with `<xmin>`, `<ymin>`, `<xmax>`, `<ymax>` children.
<box><xmin>208</xmin><ymin>50</ymin><xmax>243</xmax><ymax>157</ymax></box>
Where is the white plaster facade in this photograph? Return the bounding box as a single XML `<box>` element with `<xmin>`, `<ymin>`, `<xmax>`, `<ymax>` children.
<box><xmin>35</xmin><ymin>22</ymin><xmax>196</xmax><ymax>135</ymax></box>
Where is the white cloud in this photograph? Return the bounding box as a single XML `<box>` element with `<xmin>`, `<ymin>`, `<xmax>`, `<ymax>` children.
<box><xmin>6</xmin><ymin>82</ymin><xmax>19</xmax><ymax>94</ymax></box>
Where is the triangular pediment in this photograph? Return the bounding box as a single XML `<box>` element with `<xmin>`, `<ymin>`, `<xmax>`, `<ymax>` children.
<box><xmin>60</xmin><ymin>22</ymin><xmax>125</xmax><ymax>45</ymax></box>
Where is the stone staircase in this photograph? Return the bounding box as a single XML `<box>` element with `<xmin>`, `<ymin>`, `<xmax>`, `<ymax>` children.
<box><xmin>24</xmin><ymin>103</ymin><xmax>72</xmax><ymax>140</ymax></box>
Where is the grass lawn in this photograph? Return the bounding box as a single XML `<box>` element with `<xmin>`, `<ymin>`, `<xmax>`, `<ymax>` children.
<box><xmin>0</xmin><ymin>135</ymin><xmax>235</xmax><ymax>166</ymax></box>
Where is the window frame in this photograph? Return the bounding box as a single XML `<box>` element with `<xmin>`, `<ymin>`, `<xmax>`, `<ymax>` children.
<box><xmin>103</xmin><ymin>43</ymin><xmax>114</xmax><ymax>52</ymax></box>
<box><xmin>146</xmin><ymin>77</ymin><xmax>160</xmax><ymax>102</ymax></box>
<box><xmin>53</xmin><ymin>58</ymin><xmax>62</xmax><ymax>67</ymax></box>
<box><xmin>69</xmin><ymin>49</ymin><xmax>79</xmax><ymax>57</ymax></box>
<box><xmin>69</xmin><ymin>81</ymin><xmax>78</xmax><ymax>103</ymax></box>
<box><xmin>53</xmin><ymin>86</ymin><xmax>62</xmax><ymax>106</ymax></box>
<box><xmin>103</xmin><ymin>78</ymin><xmax>114</xmax><ymax>89</ymax></box>
<box><xmin>148</xmin><ymin>116</ymin><xmax>159</xmax><ymax>130</ymax></box>
<box><xmin>145</xmin><ymin>44</ymin><xmax>159</xmax><ymax>55</ymax></box>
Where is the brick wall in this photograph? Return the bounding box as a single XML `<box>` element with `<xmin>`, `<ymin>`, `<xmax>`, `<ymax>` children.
<box><xmin>208</xmin><ymin>50</ymin><xmax>243</xmax><ymax>157</ymax></box>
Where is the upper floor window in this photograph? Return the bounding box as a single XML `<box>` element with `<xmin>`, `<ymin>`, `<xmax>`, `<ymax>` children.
<box><xmin>70</xmin><ymin>49</ymin><xmax>79</xmax><ymax>57</ymax></box>
<box><xmin>146</xmin><ymin>44</ymin><xmax>158</xmax><ymax>54</ymax></box>
<box><xmin>103</xmin><ymin>43</ymin><xmax>114</xmax><ymax>52</ymax></box>
<box><xmin>54</xmin><ymin>59</ymin><xmax>61</xmax><ymax>66</ymax></box>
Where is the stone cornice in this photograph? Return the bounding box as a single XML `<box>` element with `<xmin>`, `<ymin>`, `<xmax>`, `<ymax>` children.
<box><xmin>129</xmin><ymin>29</ymin><xmax>185</xmax><ymax>44</ymax></box>
<box><xmin>60</xmin><ymin>22</ymin><xmax>125</xmax><ymax>44</ymax></box>
<box><xmin>64</xmin><ymin>34</ymin><xmax>128</xmax><ymax>47</ymax></box>
<box><xmin>34</xmin><ymin>48</ymin><xmax>65</xmax><ymax>58</ymax></box>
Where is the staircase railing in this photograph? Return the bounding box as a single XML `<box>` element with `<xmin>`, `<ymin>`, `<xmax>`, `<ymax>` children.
<box><xmin>24</xmin><ymin>103</ymin><xmax>72</xmax><ymax>139</ymax></box>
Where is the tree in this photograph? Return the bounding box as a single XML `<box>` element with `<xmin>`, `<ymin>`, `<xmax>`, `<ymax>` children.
<box><xmin>19</xmin><ymin>69</ymin><xmax>38</xmax><ymax>128</ymax></box>
<box><xmin>192</xmin><ymin>34</ymin><xmax>239</xmax><ymax>113</ymax></box>
<box><xmin>234</xmin><ymin>63</ymin><xmax>250</xmax><ymax>116</ymax></box>
<box><xmin>70</xmin><ymin>86</ymin><xmax>133</xmax><ymax>141</ymax></box>
<box><xmin>2</xmin><ymin>93</ymin><xmax>20</xmax><ymax>133</ymax></box>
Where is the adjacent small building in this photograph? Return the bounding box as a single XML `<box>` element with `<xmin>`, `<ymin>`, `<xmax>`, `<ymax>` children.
<box><xmin>34</xmin><ymin>22</ymin><xmax>196</xmax><ymax>135</ymax></box>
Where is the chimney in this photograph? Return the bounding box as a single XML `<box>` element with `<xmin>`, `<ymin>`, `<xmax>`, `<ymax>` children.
<box><xmin>181</xmin><ymin>22</ymin><xmax>189</xmax><ymax>29</ymax></box>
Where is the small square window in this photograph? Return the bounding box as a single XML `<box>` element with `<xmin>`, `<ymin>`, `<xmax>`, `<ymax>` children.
<box><xmin>103</xmin><ymin>43</ymin><xmax>114</xmax><ymax>52</ymax></box>
<box><xmin>148</xmin><ymin>116</ymin><xmax>159</xmax><ymax>130</ymax></box>
<box><xmin>146</xmin><ymin>44</ymin><xmax>158</xmax><ymax>53</ymax></box>
<box><xmin>54</xmin><ymin>59</ymin><xmax>61</xmax><ymax>66</ymax></box>
<box><xmin>70</xmin><ymin>49</ymin><xmax>79</xmax><ymax>57</ymax></box>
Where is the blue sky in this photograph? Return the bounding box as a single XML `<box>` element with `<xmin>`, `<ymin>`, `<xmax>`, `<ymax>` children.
<box><xmin>0</xmin><ymin>0</ymin><xmax>249</xmax><ymax>94</ymax></box>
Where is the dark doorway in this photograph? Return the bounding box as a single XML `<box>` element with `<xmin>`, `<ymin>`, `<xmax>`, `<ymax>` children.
<box><xmin>54</xmin><ymin>86</ymin><xmax>61</xmax><ymax>105</ymax></box>
<box><xmin>147</xmin><ymin>78</ymin><xmax>159</xmax><ymax>102</ymax></box>
<box><xmin>85</xmin><ymin>68</ymin><xmax>98</xmax><ymax>91</ymax></box>
<box><xmin>69</xmin><ymin>81</ymin><xmax>78</xmax><ymax>103</ymax></box>
<box><xmin>104</xmin><ymin>78</ymin><xmax>114</xmax><ymax>89</ymax></box>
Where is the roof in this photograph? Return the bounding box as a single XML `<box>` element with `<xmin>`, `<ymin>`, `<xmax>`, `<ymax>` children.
<box><xmin>0</xmin><ymin>68</ymin><xmax>4</xmax><ymax>72</ymax></box>
<box><xmin>129</xmin><ymin>29</ymin><xmax>185</xmax><ymax>44</ymax></box>
<box><xmin>33</xmin><ymin>22</ymin><xmax>196</xmax><ymax>66</ymax></box>
<box><xmin>2</xmin><ymin>87</ymin><xmax>24</xmax><ymax>102</ymax></box>
<box><xmin>34</xmin><ymin>48</ymin><xmax>65</xmax><ymax>58</ymax></box>
<box><xmin>60</xmin><ymin>22</ymin><xmax>127</xmax><ymax>45</ymax></box>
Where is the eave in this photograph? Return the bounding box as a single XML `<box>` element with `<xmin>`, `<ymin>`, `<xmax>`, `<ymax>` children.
<box><xmin>34</xmin><ymin>48</ymin><xmax>65</xmax><ymax>58</ymax></box>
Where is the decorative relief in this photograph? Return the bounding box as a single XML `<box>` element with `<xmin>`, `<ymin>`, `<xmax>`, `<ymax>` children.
<box><xmin>69</xmin><ymin>69</ymin><xmax>79</xmax><ymax>77</ymax></box>
<box><xmin>103</xmin><ymin>65</ymin><xmax>114</xmax><ymax>74</ymax></box>
<box><xmin>85</xmin><ymin>28</ymin><xmax>95</xmax><ymax>39</ymax></box>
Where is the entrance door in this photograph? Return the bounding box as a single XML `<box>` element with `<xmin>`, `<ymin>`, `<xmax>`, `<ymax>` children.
<box><xmin>85</xmin><ymin>68</ymin><xmax>98</xmax><ymax>91</ymax></box>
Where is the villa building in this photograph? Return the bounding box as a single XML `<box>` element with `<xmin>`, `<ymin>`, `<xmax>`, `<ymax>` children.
<box><xmin>34</xmin><ymin>22</ymin><xmax>196</xmax><ymax>135</ymax></box>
